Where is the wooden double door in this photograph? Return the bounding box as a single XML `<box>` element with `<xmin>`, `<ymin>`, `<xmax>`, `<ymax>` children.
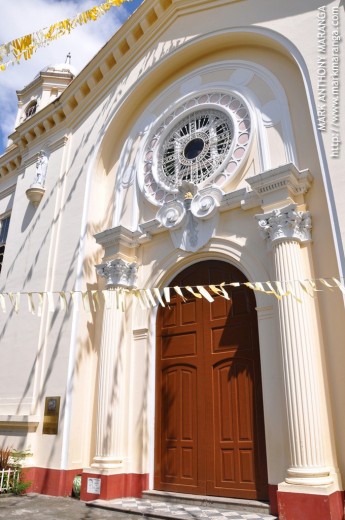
<box><xmin>155</xmin><ymin>261</ymin><xmax>268</xmax><ymax>500</ymax></box>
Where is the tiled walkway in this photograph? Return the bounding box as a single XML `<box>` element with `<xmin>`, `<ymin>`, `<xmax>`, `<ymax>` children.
<box><xmin>88</xmin><ymin>497</ymin><xmax>278</xmax><ymax>520</ymax></box>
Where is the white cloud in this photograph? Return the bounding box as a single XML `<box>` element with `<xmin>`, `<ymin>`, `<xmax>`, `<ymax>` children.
<box><xmin>0</xmin><ymin>0</ymin><xmax>141</xmax><ymax>153</ymax></box>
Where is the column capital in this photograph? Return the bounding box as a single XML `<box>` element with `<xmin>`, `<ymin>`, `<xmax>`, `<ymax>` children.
<box><xmin>256</xmin><ymin>204</ymin><xmax>312</xmax><ymax>245</ymax></box>
<box><xmin>96</xmin><ymin>258</ymin><xmax>138</xmax><ymax>288</ymax></box>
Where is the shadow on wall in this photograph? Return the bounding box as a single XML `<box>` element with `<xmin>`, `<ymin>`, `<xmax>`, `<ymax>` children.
<box><xmin>0</xmin><ymin>95</ymin><xmax>120</xmax><ymax>461</ymax></box>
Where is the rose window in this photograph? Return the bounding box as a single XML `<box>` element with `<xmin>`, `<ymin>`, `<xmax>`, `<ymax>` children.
<box><xmin>140</xmin><ymin>92</ymin><xmax>251</xmax><ymax>206</ymax></box>
<box><xmin>159</xmin><ymin>109</ymin><xmax>233</xmax><ymax>187</ymax></box>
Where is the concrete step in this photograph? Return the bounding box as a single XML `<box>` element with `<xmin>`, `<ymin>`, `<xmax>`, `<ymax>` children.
<box><xmin>142</xmin><ymin>490</ymin><xmax>271</xmax><ymax>514</ymax></box>
<box><xmin>88</xmin><ymin>496</ymin><xmax>277</xmax><ymax>520</ymax></box>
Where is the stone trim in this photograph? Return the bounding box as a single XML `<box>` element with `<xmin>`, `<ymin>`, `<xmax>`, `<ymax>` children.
<box><xmin>1</xmin><ymin>0</ymin><xmax>175</xmax><ymax>160</ymax></box>
<box><xmin>0</xmin><ymin>415</ymin><xmax>39</xmax><ymax>432</ymax></box>
<box><xmin>94</xmin><ymin>225</ymin><xmax>141</xmax><ymax>251</ymax></box>
<box><xmin>247</xmin><ymin>163</ymin><xmax>313</xmax><ymax>199</ymax></box>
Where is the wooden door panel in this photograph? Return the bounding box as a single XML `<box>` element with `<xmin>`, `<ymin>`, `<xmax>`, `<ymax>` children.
<box><xmin>163</xmin><ymin>369</ymin><xmax>178</xmax><ymax>441</ymax></box>
<box><xmin>162</xmin><ymin>302</ymin><xmax>178</xmax><ymax>328</ymax></box>
<box><xmin>236</xmin><ymin>362</ymin><xmax>254</xmax><ymax>443</ymax></box>
<box><xmin>215</xmin><ymin>364</ymin><xmax>235</xmax><ymax>442</ymax></box>
<box><xmin>239</xmin><ymin>449</ymin><xmax>255</xmax><ymax>484</ymax></box>
<box><xmin>161</xmin><ymin>299</ymin><xmax>198</xmax><ymax>329</ymax></box>
<box><xmin>210</xmin><ymin>296</ymin><xmax>229</xmax><ymax>320</ymax></box>
<box><xmin>181</xmin><ymin>369</ymin><xmax>194</xmax><ymax>441</ymax></box>
<box><xmin>181</xmin><ymin>448</ymin><xmax>194</xmax><ymax>479</ymax></box>
<box><xmin>208</xmin><ymin>359</ymin><xmax>257</xmax><ymax>495</ymax></box>
<box><xmin>220</xmin><ymin>450</ymin><xmax>236</xmax><ymax>482</ymax></box>
<box><xmin>160</xmin><ymin>365</ymin><xmax>198</xmax><ymax>487</ymax></box>
<box><xmin>161</xmin><ymin>332</ymin><xmax>197</xmax><ymax>359</ymax></box>
<box><xmin>166</xmin><ymin>447</ymin><xmax>177</xmax><ymax>478</ymax></box>
<box><xmin>161</xmin><ymin>366</ymin><xmax>197</xmax><ymax>443</ymax></box>
<box><xmin>231</xmin><ymin>288</ymin><xmax>251</xmax><ymax>316</ymax></box>
<box><xmin>210</xmin><ymin>323</ymin><xmax>253</xmax><ymax>353</ymax></box>
<box><xmin>156</xmin><ymin>261</ymin><xmax>268</xmax><ymax>500</ymax></box>
<box><xmin>181</xmin><ymin>300</ymin><xmax>198</xmax><ymax>325</ymax></box>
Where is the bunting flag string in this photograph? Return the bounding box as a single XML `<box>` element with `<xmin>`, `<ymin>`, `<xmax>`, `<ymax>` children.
<box><xmin>0</xmin><ymin>0</ymin><xmax>133</xmax><ymax>71</ymax></box>
<box><xmin>0</xmin><ymin>277</ymin><xmax>344</xmax><ymax>315</ymax></box>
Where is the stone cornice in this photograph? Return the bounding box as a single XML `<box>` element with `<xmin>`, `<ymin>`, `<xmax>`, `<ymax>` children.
<box><xmin>4</xmin><ymin>0</ymin><xmax>175</xmax><ymax>156</ymax></box>
<box><xmin>220</xmin><ymin>188</ymin><xmax>248</xmax><ymax>210</ymax></box>
<box><xmin>16</xmin><ymin>70</ymin><xmax>74</xmax><ymax>99</ymax></box>
<box><xmin>48</xmin><ymin>134</ymin><xmax>69</xmax><ymax>153</ymax></box>
<box><xmin>1</xmin><ymin>0</ymin><xmax>244</xmax><ymax>168</ymax></box>
<box><xmin>0</xmin><ymin>145</ymin><xmax>22</xmax><ymax>179</ymax></box>
<box><xmin>94</xmin><ymin>224</ymin><xmax>142</xmax><ymax>262</ymax></box>
<box><xmin>246</xmin><ymin>163</ymin><xmax>313</xmax><ymax>201</ymax></box>
<box><xmin>137</xmin><ymin>164</ymin><xmax>314</xmax><ymax>244</ymax></box>
<box><xmin>0</xmin><ymin>184</ymin><xmax>16</xmax><ymax>201</ymax></box>
<box><xmin>95</xmin><ymin>225</ymin><xmax>141</xmax><ymax>251</ymax></box>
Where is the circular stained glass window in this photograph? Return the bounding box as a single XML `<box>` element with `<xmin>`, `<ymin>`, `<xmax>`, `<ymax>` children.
<box><xmin>158</xmin><ymin>109</ymin><xmax>233</xmax><ymax>188</ymax></box>
<box><xmin>140</xmin><ymin>91</ymin><xmax>252</xmax><ymax>206</ymax></box>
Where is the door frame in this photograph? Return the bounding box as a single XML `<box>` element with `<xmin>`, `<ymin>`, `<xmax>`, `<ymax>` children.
<box><xmin>146</xmin><ymin>254</ymin><xmax>274</xmax><ymax>495</ymax></box>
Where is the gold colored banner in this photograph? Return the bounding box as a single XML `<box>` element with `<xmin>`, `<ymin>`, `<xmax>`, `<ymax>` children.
<box><xmin>0</xmin><ymin>0</ymin><xmax>132</xmax><ymax>70</ymax></box>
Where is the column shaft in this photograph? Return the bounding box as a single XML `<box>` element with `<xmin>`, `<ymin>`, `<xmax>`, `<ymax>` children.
<box><xmin>256</xmin><ymin>204</ymin><xmax>332</xmax><ymax>487</ymax></box>
<box><xmin>92</xmin><ymin>291</ymin><xmax>124</xmax><ymax>469</ymax></box>
<box><xmin>273</xmin><ymin>240</ymin><xmax>331</xmax><ymax>485</ymax></box>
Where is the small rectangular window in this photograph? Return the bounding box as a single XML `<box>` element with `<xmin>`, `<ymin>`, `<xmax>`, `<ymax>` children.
<box><xmin>0</xmin><ymin>215</ymin><xmax>10</xmax><ymax>273</ymax></box>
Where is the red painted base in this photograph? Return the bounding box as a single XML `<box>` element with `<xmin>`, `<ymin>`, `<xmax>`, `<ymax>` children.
<box><xmin>80</xmin><ymin>472</ymin><xmax>149</xmax><ymax>501</ymax></box>
<box><xmin>18</xmin><ymin>468</ymin><xmax>345</xmax><ymax>520</ymax></box>
<box><xmin>268</xmin><ymin>484</ymin><xmax>278</xmax><ymax>516</ymax></box>
<box><xmin>22</xmin><ymin>467</ymin><xmax>149</xmax><ymax>500</ymax></box>
<box><xmin>277</xmin><ymin>490</ymin><xmax>344</xmax><ymax>520</ymax></box>
<box><xmin>22</xmin><ymin>467</ymin><xmax>82</xmax><ymax>497</ymax></box>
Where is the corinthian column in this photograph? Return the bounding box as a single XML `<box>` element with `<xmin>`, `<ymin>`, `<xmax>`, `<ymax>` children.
<box><xmin>256</xmin><ymin>204</ymin><xmax>332</xmax><ymax>486</ymax></box>
<box><xmin>92</xmin><ymin>258</ymin><xmax>138</xmax><ymax>469</ymax></box>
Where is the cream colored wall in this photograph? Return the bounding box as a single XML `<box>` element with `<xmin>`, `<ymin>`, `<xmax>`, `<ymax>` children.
<box><xmin>92</xmin><ymin>7</ymin><xmax>344</xmax><ymax>485</ymax></box>
<box><xmin>0</xmin><ymin>0</ymin><xmax>344</xmax><ymax>490</ymax></box>
<box><xmin>0</xmin><ymin>103</ymin><xmax>110</xmax><ymax>467</ymax></box>
<box><xmin>0</xmin><ymin>139</ymin><xmax>71</xmax><ymax>465</ymax></box>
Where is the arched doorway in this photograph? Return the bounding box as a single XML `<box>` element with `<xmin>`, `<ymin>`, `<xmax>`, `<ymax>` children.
<box><xmin>154</xmin><ymin>260</ymin><xmax>268</xmax><ymax>500</ymax></box>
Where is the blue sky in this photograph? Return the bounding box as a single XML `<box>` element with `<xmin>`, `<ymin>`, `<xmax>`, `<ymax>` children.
<box><xmin>0</xmin><ymin>0</ymin><xmax>143</xmax><ymax>155</ymax></box>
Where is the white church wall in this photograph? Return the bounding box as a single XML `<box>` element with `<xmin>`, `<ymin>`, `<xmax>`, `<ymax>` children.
<box><xmin>0</xmin><ymin>1</ymin><xmax>344</xmax><ymax>509</ymax></box>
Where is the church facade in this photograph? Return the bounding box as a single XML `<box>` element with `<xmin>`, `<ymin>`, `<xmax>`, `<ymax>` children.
<box><xmin>0</xmin><ymin>1</ymin><xmax>345</xmax><ymax>519</ymax></box>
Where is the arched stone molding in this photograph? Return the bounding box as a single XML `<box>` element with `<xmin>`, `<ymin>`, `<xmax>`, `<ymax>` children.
<box><xmin>134</xmin><ymin>59</ymin><xmax>297</xmax><ymax>185</ymax></box>
<box><xmin>131</xmin><ymin>60</ymin><xmax>298</xmax><ymax>239</ymax></box>
<box><xmin>111</xmin><ymin>71</ymin><xmax>297</xmax><ymax>263</ymax></box>
<box><xmin>95</xmin><ymin>35</ymin><xmax>301</xmax><ymax>233</ymax></box>
<box><xmin>124</xmin><ymin>53</ymin><xmax>305</xmax><ymax>254</ymax></box>
<box><xmin>143</xmin><ymin>238</ymin><xmax>270</xmax><ymax>300</ymax></box>
<box><xmin>89</xmin><ymin>24</ymin><xmax>343</xmax><ymax>290</ymax></box>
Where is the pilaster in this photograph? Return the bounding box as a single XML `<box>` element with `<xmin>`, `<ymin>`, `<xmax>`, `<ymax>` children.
<box><xmin>91</xmin><ymin>258</ymin><xmax>138</xmax><ymax>471</ymax></box>
<box><xmin>256</xmin><ymin>205</ymin><xmax>333</xmax><ymax>487</ymax></box>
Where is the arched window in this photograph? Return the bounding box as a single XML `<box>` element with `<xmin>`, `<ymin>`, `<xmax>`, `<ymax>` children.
<box><xmin>0</xmin><ymin>214</ymin><xmax>10</xmax><ymax>273</ymax></box>
<box><xmin>25</xmin><ymin>100</ymin><xmax>37</xmax><ymax>118</ymax></box>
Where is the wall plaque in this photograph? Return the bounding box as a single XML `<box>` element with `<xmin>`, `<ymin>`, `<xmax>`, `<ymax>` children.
<box><xmin>87</xmin><ymin>477</ymin><xmax>101</xmax><ymax>495</ymax></box>
<box><xmin>43</xmin><ymin>396</ymin><xmax>60</xmax><ymax>435</ymax></box>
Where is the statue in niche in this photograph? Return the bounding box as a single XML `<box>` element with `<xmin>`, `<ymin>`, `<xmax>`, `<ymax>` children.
<box><xmin>33</xmin><ymin>150</ymin><xmax>48</xmax><ymax>187</ymax></box>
